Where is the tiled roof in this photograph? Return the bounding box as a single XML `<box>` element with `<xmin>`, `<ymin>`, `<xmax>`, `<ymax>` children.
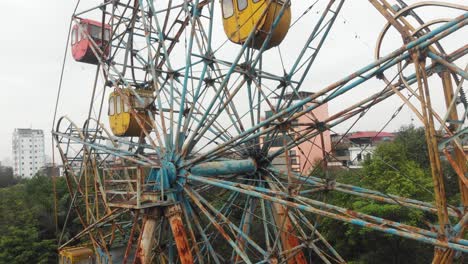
<box><xmin>348</xmin><ymin>131</ymin><xmax>395</xmax><ymax>139</ymax></box>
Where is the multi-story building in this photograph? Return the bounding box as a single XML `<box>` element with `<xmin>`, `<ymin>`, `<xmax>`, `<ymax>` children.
<box><xmin>12</xmin><ymin>128</ymin><xmax>46</xmax><ymax>178</ymax></box>
<box><xmin>328</xmin><ymin>133</ymin><xmax>352</xmax><ymax>167</ymax></box>
<box><xmin>263</xmin><ymin>92</ymin><xmax>331</xmax><ymax>175</ymax></box>
<box><xmin>329</xmin><ymin>131</ymin><xmax>395</xmax><ymax>168</ymax></box>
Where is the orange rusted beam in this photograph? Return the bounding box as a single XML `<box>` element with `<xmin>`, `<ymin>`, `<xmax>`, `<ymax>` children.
<box><xmin>436</xmin><ymin>71</ymin><xmax>468</xmax><ymax>263</ymax></box>
<box><xmin>441</xmin><ymin>71</ymin><xmax>468</xmax><ymax>207</ymax></box>
<box><xmin>269</xmin><ymin>182</ymin><xmax>307</xmax><ymax>264</ymax></box>
<box><xmin>165</xmin><ymin>204</ymin><xmax>194</xmax><ymax>264</ymax></box>
<box><xmin>413</xmin><ymin>54</ymin><xmax>451</xmax><ymax>263</ymax></box>
<box><xmin>271</xmin><ymin>202</ymin><xmax>307</xmax><ymax>264</ymax></box>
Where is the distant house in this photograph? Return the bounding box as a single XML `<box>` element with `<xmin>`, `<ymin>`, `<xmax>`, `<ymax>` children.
<box><xmin>329</xmin><ymin>131</ymin><xmax>395</xmax><ymax>168</ymax></box>
<box><xmin>328</xmin><ymin>133</ymin><xmax>352</xmax><ymax>167</ymax></box>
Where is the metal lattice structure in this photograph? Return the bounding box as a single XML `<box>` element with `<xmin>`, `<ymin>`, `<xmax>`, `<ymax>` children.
<box><xmin>53</xmin><ymin>1</ymin><xmax>468</xmax><ymax>263</ymax></box>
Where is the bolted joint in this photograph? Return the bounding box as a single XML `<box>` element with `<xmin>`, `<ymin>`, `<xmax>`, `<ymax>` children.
<box><xmin>164</xmin><ymin>204</ymin><xmax>182</xmax><ymax>219</ymax></box>
<box><xmin>375</xmin><ymin>71</ymin><xmax>385</xmax><ymax>80</ymax></box>
<box><xmin>288</xmin><ymin>185</ymin><xmax>299</xmax><ymax>197</ymax></box>
<box><xmin>277</xmin><ymin>76</ymin><xmax>291</xmax><ymax>89</ymax></box>
<box><xmin>315</xmin><ymin>121</ymin><xmax>328</xmax><ymax>132</ymax></box>
<box><xmin>203</xmin><ymin>77</ymin><xmax>215</xmax><ymax>87</ymax></box>
<box><xmin>277</xmin><ymin>121</ymin><xmax>291</xmax><ymax>132</ymax></box>
<box><xmin>325</xmin><ymin>178</ymin><xmax>336</xmax><ymax>190</ymax></box>
<box><xmin>418</xmin><ymin>49</ymin><xmax>428</xmax><ymax>62</ymax></box>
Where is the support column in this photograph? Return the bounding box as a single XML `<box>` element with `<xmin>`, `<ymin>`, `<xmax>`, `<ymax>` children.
<box><xmin>135</xmin><ymin>208</ymin><xmax>161</xmax><ymax>264</ymax></box>
<box><xmin>165</xmin><ymin>204</ymin><xmax>194</xmax><ymax>264</ymax></box>
<box><xmin>413</xmin><ymin>54</ymin><xmax>450</xmax><ymax>263</ymax></box>
<box><xmin>441</xmin><ymin>70</ymin><xmax>468</xmax><ymax>208</ymax></box>
<box><xmin>271</xmin><ymin>203</ymin><xmax>307</xmax><ymax>264</ymax></box>
<box><xmin>269</xmin><ymin>183</ymin><xmax>307</xmax><ymax>264</ymax></box>
<box><xmin>434</xmin><ymin>70</ymin><xmax>468</xmax><ymax>263</ymax></box>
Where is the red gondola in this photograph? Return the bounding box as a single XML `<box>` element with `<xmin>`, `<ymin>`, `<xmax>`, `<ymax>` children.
<box><xmin>71</xmin><ymin>19</ymin><xmax>111</xmax><ymax>65</ymax></box>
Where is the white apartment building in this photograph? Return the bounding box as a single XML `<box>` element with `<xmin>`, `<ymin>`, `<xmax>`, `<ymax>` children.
<box><xmin>12</xmin><ymin>128</ymin><xmax>46</xmax><ymax>178</ymax></box>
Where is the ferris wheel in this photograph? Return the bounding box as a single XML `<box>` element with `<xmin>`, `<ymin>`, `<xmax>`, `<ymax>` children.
<box><xmin>53</xmin><ymin>0</ymin><xmax>468</xmax><ymax>263</ymax></box>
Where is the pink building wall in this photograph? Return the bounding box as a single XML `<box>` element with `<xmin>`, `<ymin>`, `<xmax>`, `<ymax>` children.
<box><xmin>265</xmin><ymin>98</ymin><xmax>331</xmax><ymax>175</ymax></box>
<box><xmin>294</xmin><ymin>103</ymin><xmax>331</xmax><ymax>175</ymax></box>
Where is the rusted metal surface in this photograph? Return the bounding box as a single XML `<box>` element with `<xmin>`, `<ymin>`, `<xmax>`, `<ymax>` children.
<box><xmin>122</xmin><ymin>211</ymin><xmax>139</xmax><ymax>264</ymax></box>
<box><xmin>54</xmin><ymin>1</ymin><xmax>467</xmax><ymax>263</ymax></box>
<box><xmin>164</xmin><ymin>205</ymin><xmax>194</xmax><ymax>264</ymax></box>
<box><xmin>271</xmin><ymin>202</ymin><xmax>307</xmax><ymax>264</ymax></box>
<box><xmin>135</xmin><ymin>208</ymin><xmax>161</xmax><ymax>264</ymax></box>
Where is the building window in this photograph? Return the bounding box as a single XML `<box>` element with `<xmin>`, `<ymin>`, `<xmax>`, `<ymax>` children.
<box><xmin>238</xmin><ymin>0</ymin><xmax>248</xmax><ymax>11</ymax></box>
<box><xmin>357</xmin><ymin>153</ymin><xmax>362</xmax><ymax>161</ymax></box>
<box><xmin>336</xmin><ymin>149</ymin><xmax>349</xmax><ymax>156</ymax></box>
<box><xmin>109</xmin><ymin>97</ymin><xmax>115</xmax><ymax>115</ymax></box>
<box><xmin>116</xmin><ymin>95</ymin><xmax>122</xmax><ymax>114</ymax></box>
<box><xmin>222</xmin><ymin>0</ymin><xmax>234</xmax><ymax>18</ymax></box>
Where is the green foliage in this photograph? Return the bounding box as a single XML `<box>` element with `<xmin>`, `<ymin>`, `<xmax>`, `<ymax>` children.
<box><xmin>0</xmin><ymin>165</ymin><xmax>19</xmax><ymax>188</ymax></box>
<box><xmin>0</xmin><ymin>174</ymin><xmax>71</xmax><ymax>263</ymax></box>
<box><xmin>393</xmin><ymin>125</ymin><xmax>429</xmax><ymax>168</ymax></box>
<box><xmin>319</xmin><ymin>125</ymin><xmax>462</xmax><ymax>264</ymax></box>
<box><xmin>361</xmin><ymin>140</ymin><xmax>433</xmax><ymax>200</ymax></box>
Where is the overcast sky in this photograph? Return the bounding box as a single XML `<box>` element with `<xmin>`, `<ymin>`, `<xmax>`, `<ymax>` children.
<box><xmin>0</xmin><ymin>0</ymin><xmax>466</xmax><ymax>165</ymax></box>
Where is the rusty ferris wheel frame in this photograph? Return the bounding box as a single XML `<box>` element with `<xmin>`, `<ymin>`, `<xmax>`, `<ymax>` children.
<box><xmin>52</xmin><ymin>0</ymin><xmax>468</xmax><ymax>263</ymax></box>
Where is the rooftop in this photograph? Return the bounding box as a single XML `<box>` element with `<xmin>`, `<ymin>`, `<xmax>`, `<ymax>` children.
<box><xmin>14</xmin><ymin>128</ymin><xmax>44</xmax><ymax>135</ymax></box>
<box><xmin>274</xmin><ymin>91</ymin><xmax>315</xmax><ymax>101</ymax></box>
<box><xmin>348</xmin><ymin>131</ymin><xmax>395</xmax><ymax>139</ymax></box>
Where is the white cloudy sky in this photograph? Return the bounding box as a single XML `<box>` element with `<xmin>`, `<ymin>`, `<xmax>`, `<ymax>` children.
<box><xmin>0</xmin><ymin>0</ymin><xmax>466</xmax><ymax>164</ymax></box>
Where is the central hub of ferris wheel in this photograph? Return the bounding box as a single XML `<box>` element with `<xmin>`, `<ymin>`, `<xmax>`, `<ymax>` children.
<box><xmin>144</xmin><ymin>154</ymin><xmax>259</xmax><ymax>203</ymax></box>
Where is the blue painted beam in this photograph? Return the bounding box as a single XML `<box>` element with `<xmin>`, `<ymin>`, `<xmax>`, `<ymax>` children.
<box><xmin>190</xmin><ymin>159</ymin><xmax>257</xmax><ymax>176</ymax></box>
<box><xmin>187</xmin><ymin>174</ymin><xmax>468</xmax><ymax>253</ymax></box>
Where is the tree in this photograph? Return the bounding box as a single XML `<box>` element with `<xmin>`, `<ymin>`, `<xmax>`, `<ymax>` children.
<box><xmin>0</xmin><ymin>184</ymin><xmax>56</xmax><ymax>263</ymax></box>
<box><xmin>0</xmin><ymin>165</ymin><xmax>18</xmax><ymax>188</ymax></box>
<box><xmin>318</xmin><ymin>125</ymin><xmax>462</xmax><ymax>263</ymax></box>
<box><xmin>0</xmin><ymin>174</ymin><xmax>75</xmax><ymax>263</ymax></box>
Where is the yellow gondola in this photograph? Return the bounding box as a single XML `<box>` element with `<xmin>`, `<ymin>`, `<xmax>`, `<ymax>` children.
<box><xmin>108</xmin><ymin>88</ymin><xmax>154</xmax><ymax>137</ymax></box>
<box><xmin>221</xmin><ymin>0</ymin><xmax>291</xmax><ymax>49</ymax></box>
<box><xmin>59</xmin><ymin>246</ymin><xmax>94</xmax><ymax>264</ymax></box>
